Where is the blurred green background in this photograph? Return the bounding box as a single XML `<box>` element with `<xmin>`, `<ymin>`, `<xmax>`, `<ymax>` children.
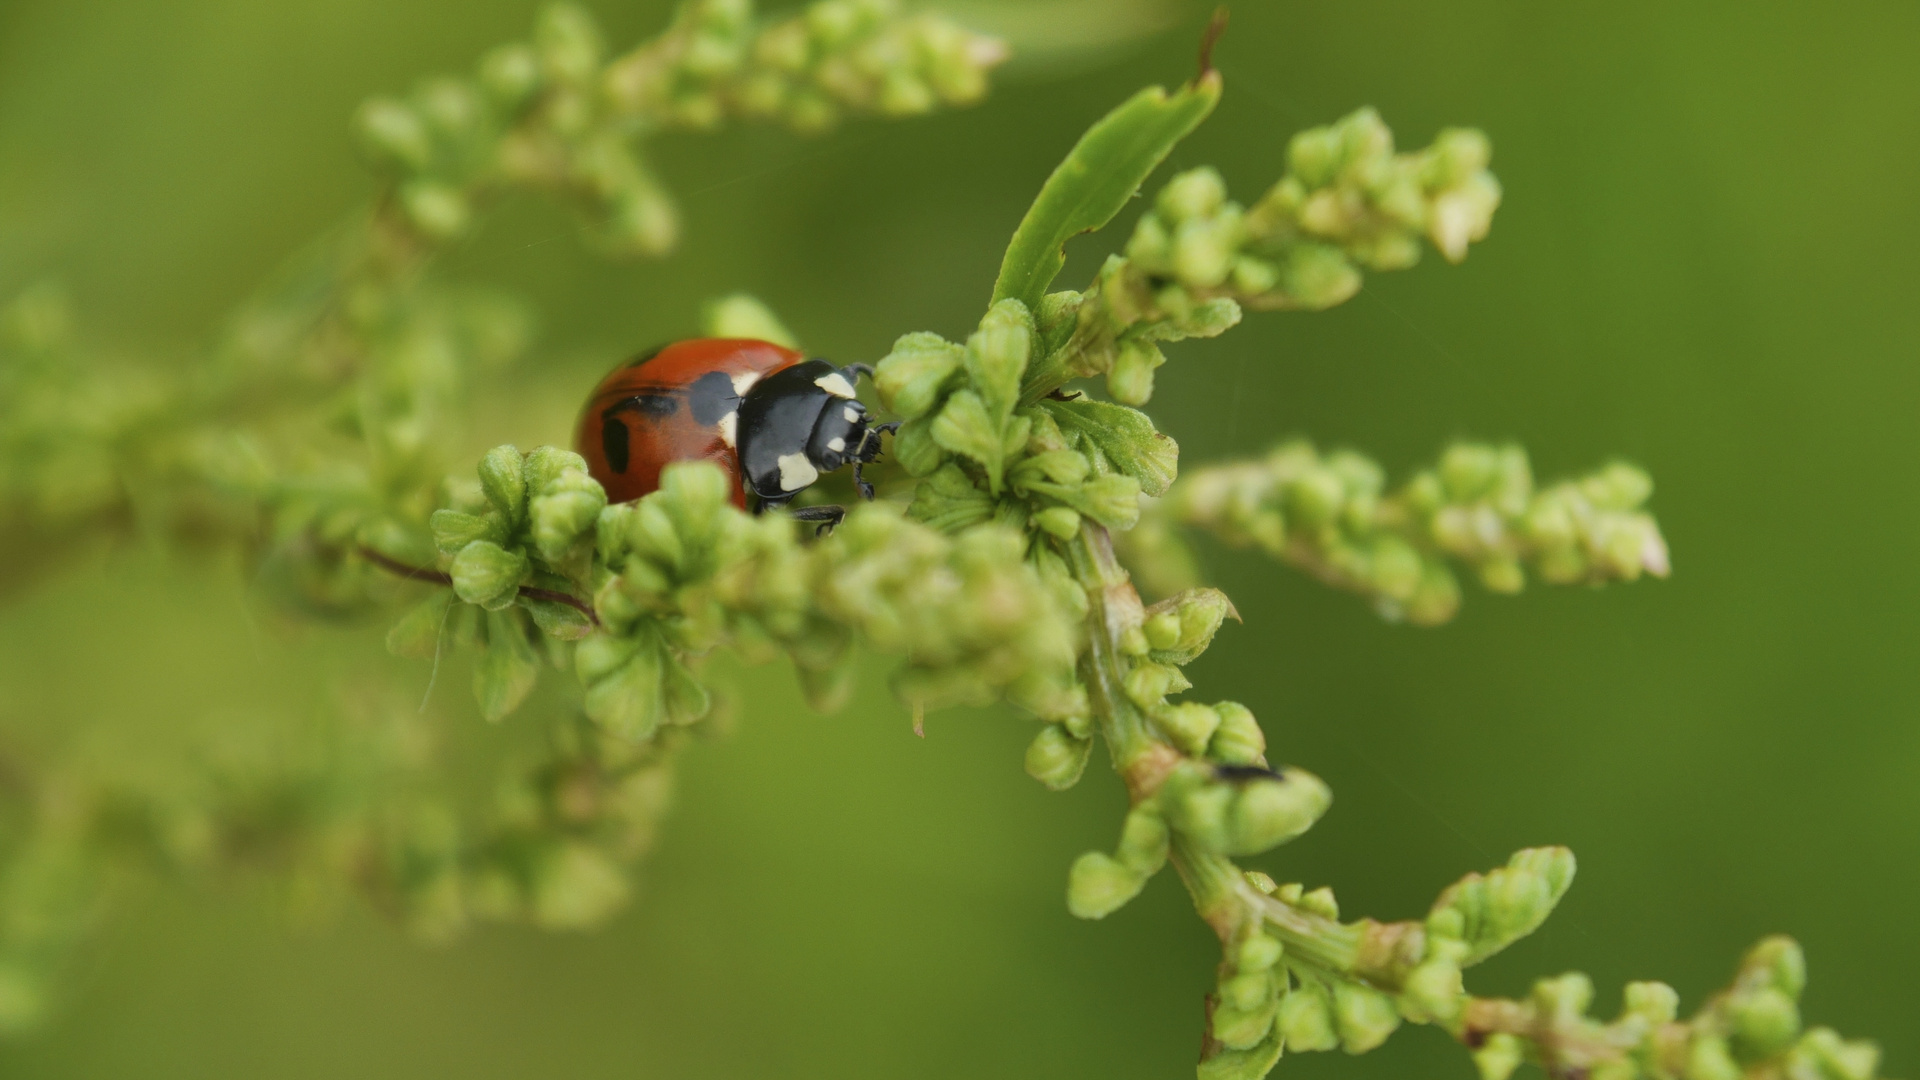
<box><xmin>2</xmin><ymin>0</ymin><xmax>1916</xmax><ymax>1076</ymax></box>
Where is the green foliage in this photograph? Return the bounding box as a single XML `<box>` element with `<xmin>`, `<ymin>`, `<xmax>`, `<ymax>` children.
<box><xmin>0</xmin><ymin>9</ymin><xmax>1893</xmax><ymax>1080</ymax></box>
<box><xmin>1126</xmin><ymin>439</ymin><xmax>1670</xmax><ymax>623</ymax></box>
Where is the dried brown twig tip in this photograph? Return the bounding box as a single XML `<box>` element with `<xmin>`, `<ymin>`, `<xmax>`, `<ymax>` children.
<box><xmin>1198</xmin><ymin>7</ymin><xmax>1230</xmax><ymax>77</ymax></box>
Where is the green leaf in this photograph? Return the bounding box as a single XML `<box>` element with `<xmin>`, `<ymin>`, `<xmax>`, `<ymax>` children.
<box><xmin>386</xmin><ymin>591</ymin><xmax>455</xmax><ymax>659</ymax></box>
<box><xmin>990</xmin><ymin>74</ymin><xmax>1222</xmax><ymax>313</ymax></box>
<box><xmin>929</xmin><ymin>390</ymin><xmax>1010</xmax><ymax>494</ymax></box>
<box><xmin>475</xmin><ymin>609</ymin><xmax>540</xmax><ymax>721</ymax></box>
<box><xmin>583</xmin><ymin>642</ymin><xmax>664</xmax><ymax>741</ymax></box>
<box><xmin>1039</xmin><ymin>398</ymin><xmax>1178</xmax><ymax>497</ymax></box>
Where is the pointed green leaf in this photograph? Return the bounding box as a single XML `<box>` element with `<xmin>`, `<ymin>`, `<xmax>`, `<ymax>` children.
<box><xmin>991</xmin><ymin>74</ymin><xmax>1221</xmax><ymax>312</ymax></box>
<box><xmin>1039</xmin><ymin>398</ymin><xmax>1178</xmax><ymax>496</ymax></box>
<box><xmin>474</xmin><ymin>609</ymin><xmax>539</xmax><ymax>721</ymax></box>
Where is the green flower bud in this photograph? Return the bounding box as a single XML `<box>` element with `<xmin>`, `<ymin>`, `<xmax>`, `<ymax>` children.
<box><xmin>450</xmin><ymin>540</ymin><xmax>528</xmax><ymax>609</ymax></box>
<box><xmin>1687</xmin><ymin>1034</ymin><xmax>1742</xmax><ymax>1080</ymax></box>
<box><xmin>1221</xmin><ymin>971</ymin><xmax>1273</xmax><ymax>1013</ymax></box>
<box><xmin>1066</xmin><ymin>852</ymin><xmax>1147</xmax><ymax>920</ymax></box>
<box><xmin>1115</xmin><ymin>805</ymin><xmax>1169</xmax><ymax>874</ymax></box>
<box><xmin>1793</xmin><ymin>1028</ymin><xmax>1881</xmax><ymax>1080</ymax></box>
<box><xmin>1152</xmin><ymin>702</ymin><xmax>1220</xmax><ymax>755</ymax></box>
<box><xmin>1730</xmin><ymin>987</ymin><xmax>1800</xmax><ymax>1058</ymax></box>
<box><xmin>966</xmin><ymin>299</ymin><xmax>1033</xmax><ymax>419</ymax></box>
<box><xmin>1225</xmin><ymin>770</ymin><xmax>1331</xmax><ymax>855</ymax></box>
<box><xmin>875</xmin><ymin>332</ymin><xmax>965</xmax><ymax>419</ymax></box>
<box><xmin>1743</xmin><ymin>936</ymin><xmax>1807</xmax><ymax>998</ymax></box>
<box><xmin>1297</xmin><ymin>885</ymin><xmax>1338</xmax><ymax>919</ymax></box>
<box><xmin>1123</xmin><ymin>661</ymin><xmax>1180</xmax><ymax>706</ymax></box>
<box><xmin>1143</xmin><ymin>610</ymin><xmax>1181</xmax><ymax>650</ymax></box>
<box><xmin>1125</xmin><ymin>212</ymin><xmax>1172</xmax><ymax>270</ymax></box>
<box><xmin>1277</xmin><ymin>983</ymin><xmax>1338</xmax><ymax>1052</ymax></box>
<box><xmin>1397</xmin><ymin>958</ymin><xmax>1463</xmax><ymax>1025</ymax></box>
<box><xmin>1208</xmin><ymin>702</ymin><xmax>1266</xmax><ymax>765</ymax></box>
<box><xmin>1173</xmin><ymin>207</ymin><xmax>1244</xmax><ymax>289</ymax></box>
<box><xmin>1034</xmin><ymin>506</ymin><xmax>1082</xmax><ymax>540</ymax></box>
<box><xmin>530</xmin><ymin>841</ymin><xmax>628</xmax><ymax>931</ymax></box>
<box><xmin>400</xmin><ymin>180</ymin><xmax>471</xmax><ymax>241</ymax></box>
<box><xmin>1237</xmin><ymin>934</ymin><xmax>1282</xmax><ymax>972</ymax></box>
<box><xmin>1210</xmin><ymin>1000</ymin><xmax>1279</xmax><ymax>1053</ymax></box>
<box><xmin>1332</xmin><ymin>982</ymin><xmax>1400</xmax><ymax>1053</ymax></box>
<box><xmin>355</xmin><ymin>98</ymin><xmax>431</xmax><ymax>170</ymax></box>
<box><xmin>1531</xmin><ymin>972</ymin><xmax>1594</xmax><ymax>1019</ymax></box>
<box><xmin>535</xmin><ymin>2</ymin><xmax>605</xmax><ymax>83</ymax></box>
<box><xmin>1024</xmin><ymin>724</ymin><xmax>1090</xmax><ymax>791</ymax></box>
<box><xmin>1146</xmin><ymin>587</ymin><xmax>1236</xmax><ymax>664</ymax></box>
<box><xmin>1158</xmin><ymin>167</ymin><xmax>1228</xmax><ymax>222</ymax></box>
<box><xmin>531</xmin><ymin>487</ymin><xmax>606</xmax><ymax>563</ymax></box>
<box><xmin>478</xmin><ymin>444</ymin><xmax>527</xmax><ymax>524</ymax></box>
<box><xmin>1107</xmin><ymin>338</ymin><xmax>1164</xmax><ymax>406</ymax></box>
<box><xmin>1430</xmin><ymin>846</ymin><xmax>1577</xmax><ymax>964</ymax></box>
<box><xmin>1471</xmin><ymin>1032</ymin><xmax>1524</xmax><ymax>1080</ymax></box>
<box><xmin>1278</xmin><ymin>243</ymin><xmax>1361</xmax><ymax>309</ymax></box>
<box><xmin>478</xmin><ymin>43</ymin><xmax>542</xmax><ymax>106</ymax></box>
<box><xmin>1622</xmin><ymin>981</ymin><xmax>1679</xmax><ymax>1025</ymax></box>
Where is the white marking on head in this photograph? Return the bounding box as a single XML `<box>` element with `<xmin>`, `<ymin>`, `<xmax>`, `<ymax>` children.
<box><xmin>814</xmin><ymin>372</ymin><xmax>857</xmax><ymax>398</ymax></box>
<box><xmin>717</xmin><ymin>411</ymin><xmax>738</xmax><ymax>448</ymax></box>
<box><xmin>843</xmin><ymin>405</ymin><xmax>861</xmax><ymax>424</ymax></box>
<box><xmin>826</xmin><ymin>436</ymin><xmax>846</xmax><ymax>453</ymax></box>
<box><xmin>777</xmin><ymin>452</ymin><xmax>819</xmax><ymax>492</ymax></box>
<box><xmin>731</xmin><ymin>371</ymin><xmax>761</xmax><ymax>396</ymax></box>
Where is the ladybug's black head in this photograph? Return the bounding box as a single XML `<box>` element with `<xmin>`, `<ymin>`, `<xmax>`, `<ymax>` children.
<box><xmin>736</xmin><ymin>359</ymin><xmax>886</xmax><ymax>505</ymax></box>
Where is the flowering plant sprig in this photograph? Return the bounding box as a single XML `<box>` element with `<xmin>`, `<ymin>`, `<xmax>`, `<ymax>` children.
<box><xmin>0</xmin><ymin>10</ymin><xmax>1896</xmax><ymax>1079</ymax></box>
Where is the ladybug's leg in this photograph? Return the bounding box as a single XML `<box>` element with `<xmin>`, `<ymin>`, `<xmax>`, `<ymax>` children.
<box><xmin>840</xmin><ymin>363</ymin><xmax>875</xmax><ymax>384</ymax></box>
<box><xmin>851</xmin><ymin>460</ymin><xmax>875</xmax><ymax>502</ymax></box>
<box><xmin>788</xmin><ymin>504</ymin><xmax>846</xmax><ymax>536</ymax></box>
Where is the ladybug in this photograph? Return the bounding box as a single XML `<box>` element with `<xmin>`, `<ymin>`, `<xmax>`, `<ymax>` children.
<box><xmin>576</xmin><ymin>338</ymin><xmax>895</xmax><ymax>530</ymax></box>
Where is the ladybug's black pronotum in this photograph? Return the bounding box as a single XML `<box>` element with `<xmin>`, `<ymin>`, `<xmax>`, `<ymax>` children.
<box><xmin>576</xmin><ymin>338</ymin><xmax>895</xmax><ymax>530</ymax></box>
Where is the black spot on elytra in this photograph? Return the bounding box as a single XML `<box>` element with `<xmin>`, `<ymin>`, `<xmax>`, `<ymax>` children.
<box><xmin>687</xmin><ymin>370</ymin><xmax>739</xmax><ymax>426</ymax></box>
<box><xmin>601</xmin><ymin>415</ymin><xmax>630</xmax><ymax>473</ymax></box>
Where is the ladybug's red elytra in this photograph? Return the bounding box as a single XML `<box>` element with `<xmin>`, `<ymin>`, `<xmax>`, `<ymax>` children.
<box><xmin>575</xmin><ymin>338</ymin><xmax>894</xmax><ymax>530</ymax></box>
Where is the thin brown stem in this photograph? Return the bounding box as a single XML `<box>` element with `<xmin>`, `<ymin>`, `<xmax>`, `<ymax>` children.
<box><xmin>358</xmin><ymin>546</ymin><xmax>601</xmax><ymax>627</ymax></box>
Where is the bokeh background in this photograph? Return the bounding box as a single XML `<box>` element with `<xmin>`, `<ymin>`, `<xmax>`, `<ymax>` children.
<box><xmin>2</xmin><ymin>0</ymin><xmax>1916</xmax><ymax>1076</ymax></box>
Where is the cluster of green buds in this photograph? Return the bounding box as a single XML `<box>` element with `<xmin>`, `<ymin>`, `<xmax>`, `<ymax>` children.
<box><xmin>356</xmin><ymin>1</ymin><xmax>1003</xmax><ymax>255</ymax></box>
<box><xmin>1021</xmin><ymin>109</ymin><xmax>1499</xmax><ymax>408</ymax></box>
<box><xmin>1130</xmin><ymin>109</ymin><xmax>1499</xmax><ymax>308</ymax></box>
<box><xmin>604</xmin><ymin>0</ymin><xmax>1006</xmax><ymax>134</ymax></box>
<box><xmin>1459</xmin><ymin>936</ymin><xmax>1885</xmax><ymax>1080</ymax></box>
<box><xmin>1130</xmin><ymin>440</ymin><xmax>1669</xmax><ymax>624</ymax></box>
<box><xmin>0</xmin><ymin>285</ymin><xmax>149</xmax><ymax>543</ymax></box>
<box><xmin>1177</xmin><ymin>847</ymin><xmax>1892</xmax><ymax>1080</ymax></box>
<box><xmin>382</xmin><ymin>445</ymin><xmax>606</xmax><ymax>720</ymax></box>
<box><xmin>580</xmin><ymin>460</ymin><xmax>1083</xmax><ymax>745</ymax></box>
<box><xmin>876</xmin><ymin>299</ymin><xmax>1178</xmax><ymax>538</ymax></box>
